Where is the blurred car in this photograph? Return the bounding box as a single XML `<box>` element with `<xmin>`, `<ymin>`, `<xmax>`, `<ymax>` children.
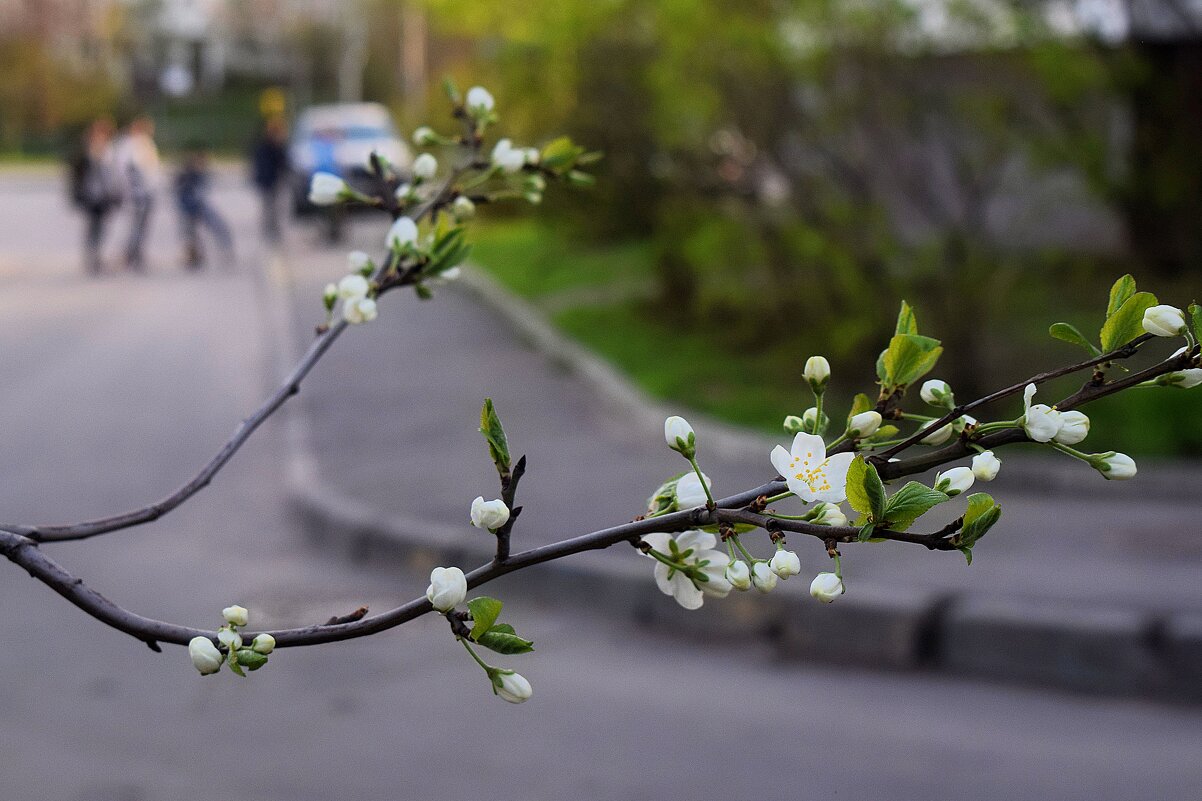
<box><xmin>289</xmin><ymin>102</ymin><xmax>411</xmax><ymax>214</ymax></box>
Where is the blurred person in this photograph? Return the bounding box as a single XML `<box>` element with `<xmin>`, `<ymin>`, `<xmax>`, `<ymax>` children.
<box><xmin>113</xmin><ymin>114</ymin><xmax>163</xmax><ymax>272</ymax></box>
<box><xmin>174</xmin><ymin>144</ymin><xmax>234</xmax><ymax>271</ymax></box>
<box><xmin>250</xmin><ymin>115</ymin><xmax>290</xmax><ymax>243</ymax></box>
<box><xmin>68</xmin><ymin>117</ymin><xmax>122</xmax><ymax>275</ymax></box>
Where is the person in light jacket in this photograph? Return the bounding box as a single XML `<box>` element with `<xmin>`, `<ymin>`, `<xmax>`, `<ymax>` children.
<box><xmin>113</xmin><ymin>114</ymin><xmax>163</xmax><ymax>272</ymax></box>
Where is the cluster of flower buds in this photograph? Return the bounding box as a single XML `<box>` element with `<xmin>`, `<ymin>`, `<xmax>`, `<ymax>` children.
<box><xmin>188</xmin><ymin>605</ymin><xmax>276</xmax><ymax>677</ymax></box>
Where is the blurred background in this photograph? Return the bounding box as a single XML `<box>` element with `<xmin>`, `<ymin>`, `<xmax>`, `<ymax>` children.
<box><xmin>2</xmin><ymin>2</ymin><xmax>1201</xmax><ymax>799</ymax></box>
<box><xmin>1</xmin><ymin>0</ymin><xmax>1199</xmax><ymax>451</ymax></box>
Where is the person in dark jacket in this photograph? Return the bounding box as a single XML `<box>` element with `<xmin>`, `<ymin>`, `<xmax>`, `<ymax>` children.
<box><xmin>174</xmin><ymin>145</ymin><xmax>234</xmax><ymax>270</ymax></box>
<box><xmin>69</xmin><ymin>117</ymin><xmax>122</xmax><ymax>275</ymax></box>
<box><xmin>250</xmin><ymin>115</ymin><xmax>290</xmax><ymax>243</ymax></box>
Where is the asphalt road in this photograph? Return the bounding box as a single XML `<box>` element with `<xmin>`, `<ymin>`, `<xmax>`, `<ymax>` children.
<box><xmin>0</xmin><ymin>169</ymin><xmax>1199</xmax><ymax>801</ymax></box>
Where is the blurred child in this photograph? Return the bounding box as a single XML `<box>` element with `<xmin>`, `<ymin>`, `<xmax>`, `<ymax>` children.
<box><xmin>174</xmin><ymin>145</ymin><xmax>234</xmax><ymax>270</ymax></box>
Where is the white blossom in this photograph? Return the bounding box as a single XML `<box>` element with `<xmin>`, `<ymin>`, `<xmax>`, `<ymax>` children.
<box><xmin>803</xmin><ymin>356</ymin><xmax>830</xmax><ymax>389</ymax></box>
<box><xmin>217</xmin><ymin>628</ymin><xmax>242</xmax><ymax>651</ymax></box>
<box><xmin>934</xmin><ymin>466</ymin><xmax>974</xmax><ymax>497</ymax></box>
<box><xmin>426</xmin><ymin>566</ymin><xmax>468</xmax><ymax>612</ymax></box>
<box><xmin>919</xmin><ymin>420</ymin><xmax>955</xmax><ymax>445</ymax></box>
<box><xmin>664</xmin><ymin>415</ymin><xmax>696</xmax><ymax>455</ymax></box>
<box><xmin>188</xmin><ymin>636</ymin><xmax>224</xmax><ymax>675</ymax></box>
<box><xmin>1093</xmin><ymin>452</ymin><xmax>1137</xmax><ymax>480</ymax></box>
<box><xmin>251</xmin><ymin>634</ymin><xmax>276</xmax><ymax>655</ymax></box>
<box><xmin>412</xmin><ymin>153</ymin><xmax>438</xmax><ymax>180</ymax></box>
<box><xmin>337</xmin><ymin>273</ymin><xmax>370</xmax><ymax>301</ymax></box>
<box><xmin>848</xmin><ymin>411</ymin><xmax>882</xmax><ymax>438</ymax></box>
<box><xmin>641</xmin><ymin>531</ymin><xmax>732</xmax><ymax>610</ymax></box>
<box><xmin>452</xmin><ymin>196</ymin><xmax>476</xmax><ymax>221</ymax></box>
<box><xmin>1162</xmin><ymin>348</ymin><xmax>1202</xmax><ymax>389</ymax></box>
<box><xmin>307</xmin><ymin>172</ymin><xmax>346</xmax><ymax>205</ymax></box>
<box><xmin>920</xmin><ymin>379</ymin><xmax>953</xmax><ymax>407</ymax></box>
<box><xmin>726</xmin><ymin>560</ymin><xmax>751</xmax><ymax>591</ymax></box>
<box><xmin>342</xmin><ymin>297</ymin><xmax>378</xmax><ymax>325</ymax></box>
<box><xmin>1054</xmin><ymin>411</ymin><xmax>1090</xmax><ymax>445</ymax></box>
<box><xmin>770</xmin><ymin>432</ymin><xmax>856</xmax><ymax>504</ymax></box>
<box><xmin>972</xmin><ymin>450</ymin><xmax>1001</xmax><ymax>481</ymax></box>
<box><xmin>810</xmin><ymin>572</ymin><xmax>844</xmax><ymax>603</ymax></box>
<box><xmin>386</xmin><ymin>216</ymin><xmax>419</xmax><ymax>250</ymax></box>
<box><xmin>222</xmin><ymin>605</ymin><xmax>249</xmax><ymax>627</ymax></box>
<box><xmin>523</xmin><ymin>147</ymin><xmax>540</xmax><ymax>165</ymax></box>
<box><xmin>674</xmin><ymin>472</ymin><xmax>711</xmax><ymax>508</ymax></box>
<box><xmin>412</xmin><ymin>126</ymin><xmax>437</xmax><ymax>146</ymax></box>
<box><xmin>783</xmin><ymin>414</ymin><xmax>804</xmax><ymax>434</ymax></box>
<box><xmin>1142</xmin><ymin>305</ymin><xmax>1187</xmax><ymax>337</ymax></box>
<box><xmin>465</xmin><ymin>86</ymin><xmax>495</xmax><ymax>114</ymax></box>
<box><xmin>470</xmin><ymin>496</ymin><xmax>510</xmax><ymax>531</ymax></box>
<box><xmin>491</xmin><ymin>139</ymin><xmax>526</xmax><ymax>174</ymax></box>
<box><xmin>770</xmin><ymin>549</ymin><xmax>802</xmax><ymax>579</ymax></box>
<box><xmin>807</xmin><ymin>502</ymin><xmax>848</xmax><ymax>527</ymax></box>
<box><xmin>751</xmin><ymin>561</ymin><xmax>778</xmax><ymax>593</ymax></box>
<box><xmin>347</xmin><ymin>251</ymin><xmax>371</xmax><ymax>272</ymax></box>
<box><xmin>493</xmin><ymin>670</ymin><xmax>532</xmax><ymax>704</ymax></box>
<box><xmin>1022</xmin><ymin>384</ymin><xmax>1062</xmax><ymax>443</ymax></box>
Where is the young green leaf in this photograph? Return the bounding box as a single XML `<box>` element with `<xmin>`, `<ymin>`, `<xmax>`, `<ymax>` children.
<box><xmin>235</xmin><ymin>649</ymin><xmax>269</xmax><ymax>671</ymax></box>
<box><xmin>882</xmin><ymin>482</ymin><xmax>950</xmax><ymax>531</ymax></box>
<box><xmin>845</xmin><ymin>456</ymin><xmax>886</xmax><ymax>522</ymax></box>
<box><xmin>1048</xmin><ymin>322</ymin><xmax>1100</xmax><ymax>356</ymax></box>
<box><xmin>1190</xmin><ymin>303</ymin><xmax>1202</xmax><ymax>342</ymax></box>
<box><xmin>479</xmin><ymin>398</ymin><xmax>511</xmax><ymax>476</ymax></box>
<box><xmin>1106</xmin><ymin>274</ymin><xmax>1137</xmax><ymax>319</ymax></box>
<box><xmin>847</xmin><ymin>393</ymin><xmax>874</xmax><ymax>423</ymax></box>
<box><xmin>476</xmin><ymin>626</ymin><xmax>534</xmax><ymax>655</ymax></box>
<box><xmin>1099</xmin><ymin>291</ymin><xmax>1158</xmax><ymax>352</ymax></box>
<box><xmin>857</xmin><ymin>521</ymin><xmax>876</xmax><ymax>542</ymax></box>
<box><xmin>468</xmin><ymin>596</ymin><xmax>504</xmax><ymax>641</ymax></box>
<box><xmin>881</xmin><ymin>334</ymin><xmax>944</xmax><ymax>388</ymax></box>
<box><xmin>955</xmin><ymin>492</ymin><xmax>1002</xmax><ymax>564</ymax></box>
<box><xmin>895</xmin><ymin>300</ymin><xmax>919</xmax><ymax>336</ymax></box>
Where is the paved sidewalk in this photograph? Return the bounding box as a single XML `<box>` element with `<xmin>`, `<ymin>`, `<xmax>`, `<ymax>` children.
<box><xmin>279</xmin><ymin>216</ymin><xmax>1202</xmax><ymax>700</ymax></box>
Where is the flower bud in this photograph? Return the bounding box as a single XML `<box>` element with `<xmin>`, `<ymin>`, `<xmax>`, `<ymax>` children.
<box><xmin>251</xmin><ymin>633</ymin><xmax>276</xmax><ymax>655</ymax></box>
<box><xmin>751</xmin><ymin>561</ymin><xmax>778</xmax><ymax>593</ymax></box>
<box><xmin>810</xmin><ymin>572</ymin><xmax>844</xmax><ymax>603</ymax></box>
<box><xmin>674</xmin><ymin>472</ymin><xmax>711</xmax><ymax>509</ymax></box>
<box><xmin>465</xmin><ymin>86</ymin><xmax>495</xmax><ymax>114</ymax></box>
<box><xmin>493</xmin><ymin>670</ymin><xmax>532</xmax><ymax>704</ymax></box>
<box><xmin>1158</xmin><ymin>347</ymin><xmax>1202</xmax><ymax>388</ymax></box>
<box><xmin>426</xmin><ymin>566</ymin><xmax>467</xmax><ymax>611</ymax></box>
<box><xmin>307</xmin><ymin>171</ymin><xmax>346</xmax><ymax>205</ymax></box>
<box><xmin>920</xmin><ymin>379</ymin><xmax>953</xmax><ymax>407</ymax></box>
<box><xmin>412</xmin><ymin>126</ymin><xmax>438</xmax><ymax>146</ymax></box>
<box><xmin>971</xmin><ymin>450</ymin><xmax>1001</xmax><ymax>481</ymax></box>
<box><xmin>189</xmin><ymin>636</ymin><xmax>224</xmax><ymax>675</ymax></box>
<box><xmin>664</xmin><ymin>415</ymin><xmax>696</xmax><ymax>457</ymax></box>
<box><xmin>337</xmin><ymin>273</ymin><xmax>370</xmax><ymax>301</ymax></box>
<box><xmin>800</xmin><ymin>406</ymin><xmax>829</xmax><ymax>435</ymax></box>
<box><xmin>491</xmin><ymin>139</ymin><xmax>525</xmax><ymax>174</ymax></box>
<box><xmin>342</xmin><ymin>297</ymin><xmax>378</xmax><ymax>325</ymax></box>
<box><xmin>217</xmin><ymin>627</ymin><xmax>243</xmax><ymax>651</ymax></box>
<box><xmin>1054</xmin><ymin>411</ymin><xmax>1090</xmax><ymax>445</ymax></box>
<box><xmin>452</xmin><ymin>195</ymin><xmax>476</xmax><ymax>222</ymax></box>
<box><xmin>412</xmin><ymin>153</ymin><xmax>438</xmax><ymax>181</ymax></box>
<box><xmin>470</xmin><ymin>496</ymin><xmax>511</xmax><ymax>531</ymax></box>
<box><xmin>848</xmin><ymin>411</ymin><xmax>882</xmax><ymax>438</ymax></box>
<box><xmin>783</xmin><ymin>415</ymin><xmax>805</xmax><ymax>434</ymax></box>
<box><xmin>919</xmin><ymin>420</ymin><xmax>955</xmax><ymax>445</ymax></box>
<box><xmin>347</xmin><ymin>250</ymin><xmax>371</xmax><ymax>273</ymax></box>
<box><xmin>804</xmin><ymin>356</ymin><xmax>830</xmax><ymax>392</ymax></box>
<box><xmin>1092</xmin><ymin>452</ymin><xmax>1137</xmax><ymax>480</ymax></box>
<box><xmin>523</xmin><ymin>147</ymin><xmax>541</xmax><ymax>166</ymax></box>
<box><xmin>222</xmin><ymin>605</ymin><xmax>249</xmax><ymax>627</ymax></box>
<box><xmin>394</xmin><ymin>182</ymin><xmax>416</xmax><ymax>202</ymax></box>
<box><xmin>1022</xmin><ymin>384</ymin><xmax>1062</xmax><ymax>443</ymax></box>
<box><xmin>1142</xmin><ymin>305</ymin><xmax>1187</xmax><ymax>337</ymax></box>
<box><xmin>770</xmin><ymin>549</ymin><xmax>802</xmax><ymax>579</ymax></box>
<box><xmin>322</xmin><ymin>283</ymin><xmax>338</xmax><ymax>309</ymax></box>
<box><xmin>725</xmin><ymin>560</ymin><xmax>751</xmax><ymax>591</ymax></box>
<box><xmin>386</xmin><ymin>216</ymin><xmax>419</xmax><ymax>250</ymax></box>
<box><xmin>807</xmin><ymin>502</ymin><xmax>848</xmax><ymax>527</ymax></box>
<box><xmin>934</xmin><ymin>466</ymin><xmax>974</xmax><ymax>497</ymax></box>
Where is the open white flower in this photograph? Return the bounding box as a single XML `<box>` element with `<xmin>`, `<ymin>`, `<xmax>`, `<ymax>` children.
<box><xmin>972</xmin><ymin>450</ymin><xmax>1001</xmax><ymax>481</ymax></box>
<box><xmin>641</xmin><ymin>530</ymin><xmax>732</xmax><ymax>610</ymax></box>
<box><xmin>770</xmin><ymin>432</ymin><xmax>855</xmax><ymax>504</ymax></box>
<box><xmin>810</xmin><ymin>572</ymin><xmax>844</xmax><ymax>603</ymax></box>
<box><xmin>1054</xmin><ymin>411</ymin><xmax>1090</xmax><ymax>445</ymax></box>
<box><xmin>189</xmin><ymin>636</ymin><xmax>224</xmax><ymax>675</ymax></box>
<box><xmin>307</xmin><ymin>172</ymin><xmax>346</xmax><ymax>205</ymax></box>
<box><xmin>470</xmin><ymin>496</ymin><xmax>510</xmax><ymax>531</ymax></box>
<box><xmin>1022</xmin><ymin>384</ymin><xmax>1062</xmax><ymax>443</ymax></box>
<box><xmin>386</xmin><ymin>216</ymin><xmax>419</xmax><ymax>250</ymax></box>
<box><xmin>465</xmin><ymin>86</ymin><xmax>495</xmax><ymax>114</ymax></box>
<box><xmin>426</xmin><ymin>566</ymin><xmax>467</xmax><ymax>611</ymax></box>
<box><xmin>674</xmin><ymin>471</ymin><xmax>711</xmax><ymax>508</ymax></box>
<box><xmin>491</xmin><ymin>139</ymin><xmax>526</xmax><ymax>174</ymax></box>
<box><xmin>342</xmin><ymin>297</ymin><xmax>378</xmax><ymax>325</ymax></box>
<box><xmin>412</xmin><ymin>153</ymin><xmax>438</xmax><ymax>180</ymax></box>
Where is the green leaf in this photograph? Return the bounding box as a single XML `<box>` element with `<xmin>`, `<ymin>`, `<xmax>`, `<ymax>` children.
<box><xmin>857</xmin><ymin>521</ymin><xmax>876</xmax><ymax>542</ymax></box>
<box><xmin>847</xmin><ymin>393</ymin><xmax>873</xmax><ymax>423</ymax></box>
<box><xmin>235</xmin><ymin>649</ymin><xmax>268</xmax><ymax>671</ymax></box>
<box><xmin>468</xmin><ymin>596</ymin><xmax>504</xmax><ymax>641</ymax></box>
<box><xmin>1190</xmin><ymin>303</ymin><xmax>1202</xmax><ymax>342</ymax></box>
<box><xmin>227</xmin><ymin>657</ymin><xmax>246</xmax><ymax>677</ymax></box>
<box><xmin>895</xmin><ymin>300</ymin><xmax>919</xmax><ymax>335</ymax></box>
<box><xmin>441</xmin><ymin>76</ymin><xmax>461</xmax><ymax>105</ymax></box>
<box><xmin>1106</xmin><ymin>274</ymin><xmax>1137</xmax><ymax>319</ymax></box>
<box><xmin>881</xmin><ymin>334</ymin><xmax>944</xmax><ymax>388</ymax></box>
<box><xmin>956</xmin><ymin>492</ymin><xmax>1002</xmax><ymax>564</ymax></box>
<box><xmin>478</xmin><ymin>398</ymin><xmax>511</xmax><ymax>476</ymax></box>
<box><xmin>476</xmin><ymin>627</ymin><xmax>534</xmax><ymax>655</ymax></box>
<box><xmin>1049</xmin><ymin>322</ymin><xmax>1100</xmax><ymax>356</ymax></box>
<box><xmin>540</xmin><ymin>136</ymin><xmax>586</xmax><ymax>171</ymax></box>
<box><xmin>845</xmin><ymin>456</ymin><xmax>886</xmax><ymax>522</ymax></box>
<box><xmin>868</xmin><ymin>424</ymin><xmax>899</xmax><ymax>442</ymax></box>
<box><xmin>1100</xmin><ymin>291</ymin><xmax>1158</xmax><ymax>352</ymax></box>
<box><xmin>882</xmin><ymin>482</ymin><xmax>950</xmax><ymax>532</ymax></box>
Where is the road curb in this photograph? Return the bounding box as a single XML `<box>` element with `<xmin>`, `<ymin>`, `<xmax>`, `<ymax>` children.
<box><xmin>275</xmin><ymin>262</ymin><xmax>1200</xmax><ymax>702</ymax></box>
